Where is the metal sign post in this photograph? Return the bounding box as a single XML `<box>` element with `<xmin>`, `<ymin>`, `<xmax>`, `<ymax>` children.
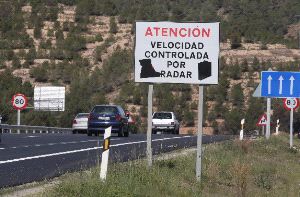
<box><xmin>17</xmin><ymin>110</ymin><xmax>20</xmax><ymax>134</ymax></box>
<box><xmin>0</xmin><ymin>115</ymin><xmax>2</xmax><ymax>143</ymax></box>
<box><xmin>147</xmin><ymin>84</ymin><xmax>153</xmax><ymax>168</ymax></box>
<box><xmin>196</xmin><ymin>86</ymin><xmax>204</xmax><ymax>181</ymax></box>
<box><xmin>266</xmin><ymin>98</ymin><xmax>271</xmax><ymax>139</ymax></box>
<box><xmin>282</xmin><ymin>98</ymin><xmax>299</xmax><ymax>148</ymax></box>
<box><xmin>290</xmin><ymin>108</ymin><xmax>294</xmax><ymax>148</ymax></box>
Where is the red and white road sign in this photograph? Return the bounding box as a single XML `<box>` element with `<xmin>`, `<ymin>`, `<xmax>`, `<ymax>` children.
<box><xmin>283</xmin><ymin>98</ymin><xmax>299</xmax><ymax>111</ymax></box>
<box><xmin>257</xmin><ymin>114</ymin><xmax>267</xmax><ymax>126</ymax></box>
<box><xmin>11</xmin><ymin>94</ymin><xmax>28</xmax><ymax>110</ymax></box>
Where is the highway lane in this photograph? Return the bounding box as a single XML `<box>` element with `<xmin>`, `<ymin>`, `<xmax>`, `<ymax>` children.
<box><xmin>0</xmin><ymin>133</ymin><xmax>231</xmax><ymax>188</ymax></box>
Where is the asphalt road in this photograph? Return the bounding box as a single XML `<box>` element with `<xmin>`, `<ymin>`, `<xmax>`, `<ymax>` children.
<box><xmin>0</xmin><ymin>133</ymin><xmax>231</xmax><ymax>188</ymax></box>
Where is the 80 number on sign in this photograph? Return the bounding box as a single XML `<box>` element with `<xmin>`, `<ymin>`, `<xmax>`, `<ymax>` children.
<box><xmin>11</xmin><ymin>94</ymin><xmax>28</xmax><ymax>110</ymax></box>
<box><xmin>283</xmin><ymin>98</ymin><xmax>299</xmax><ymax>111</ymax></box>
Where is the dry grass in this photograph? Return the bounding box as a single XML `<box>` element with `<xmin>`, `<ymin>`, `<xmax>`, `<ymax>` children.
<box><xmin>23</xmin><ymin>134</ymin><xmax>299</xmax><ymax>197</ymax></box>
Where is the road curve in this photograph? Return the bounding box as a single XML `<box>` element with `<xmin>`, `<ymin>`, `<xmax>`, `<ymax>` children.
<box><xmin>0</xmin><ymin>133</ymin><xmax>231</xmax><ymax>188</ymax></box>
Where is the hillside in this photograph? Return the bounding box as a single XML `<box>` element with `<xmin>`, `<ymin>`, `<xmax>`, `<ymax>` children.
<box><xmin>0</xmin><ymin>1</ymin><xmax>300</xmax><ymax>134</ymax></box>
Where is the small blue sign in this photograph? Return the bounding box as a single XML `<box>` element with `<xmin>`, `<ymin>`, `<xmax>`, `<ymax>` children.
<box><xmin>261</xmin><ymin>71</ymin><xmax>300</xmax><ymax>98</ymax></box>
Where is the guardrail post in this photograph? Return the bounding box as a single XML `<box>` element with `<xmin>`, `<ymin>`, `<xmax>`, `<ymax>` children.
<box><xmin>3</xmin><ymin>125</ymin><xmax>73</xmax><ymax>135</ymax></box>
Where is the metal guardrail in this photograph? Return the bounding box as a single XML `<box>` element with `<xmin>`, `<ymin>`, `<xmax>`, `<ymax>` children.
<box><xmin>0</xmin><ymin>124</ymin><xmax>72</xmax><ymax>134</ymax></box>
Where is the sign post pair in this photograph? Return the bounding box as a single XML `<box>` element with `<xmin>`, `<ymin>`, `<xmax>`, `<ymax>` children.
<box><xmin>134</xmin><ymin>21</ymin><xmax>220</xmax><ymax>182</ymax></box>
<box><xmin>261</xmin><ymin>71</ymin><xmax>300</xmax><ymax>148</ymax></box>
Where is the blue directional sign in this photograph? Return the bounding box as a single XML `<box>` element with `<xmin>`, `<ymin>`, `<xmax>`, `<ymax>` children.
<box><xmin>261</xmin><ymin>71</ymin><xmax>300</xmax><ymax>98</ymax></box>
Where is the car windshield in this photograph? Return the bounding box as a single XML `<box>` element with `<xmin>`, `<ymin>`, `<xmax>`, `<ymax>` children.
<box><xmin>153</xmin><ymin>112</ymin><xmax>172</xmax><ymax>119</ymax></box>
<box><xmin>92</xmin><ymin>106</ymin><xmax>118</xmax><ymax>114</ymax></box>
<box><xmin>76</xmin><ymin>114</ymin><xmax>89</xmax><ymax>118</ymax></box>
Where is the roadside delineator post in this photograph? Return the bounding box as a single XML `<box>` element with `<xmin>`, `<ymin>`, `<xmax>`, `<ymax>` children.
<box><xmin>275</xmin><ymin>119</ymin><xmax>280</xmax><ymax>135</ymax></box>
<box><xmin>240</xmin><ymin>119</ymin><xmax>245</xmax><ymax>140</ymax></box>
<box><xmin>100</xmin><ymin>126</ymin><xmax>111</xmax><ymax>181</ymax></box>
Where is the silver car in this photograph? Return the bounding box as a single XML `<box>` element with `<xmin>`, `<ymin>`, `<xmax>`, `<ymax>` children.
<box><xmin>72</xmin><ymin>113</ymin><xmax>89</xmax><ymax>134</ymax></box>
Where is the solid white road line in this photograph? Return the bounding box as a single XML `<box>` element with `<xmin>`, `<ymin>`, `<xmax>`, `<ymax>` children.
<box><xmin>4</xmin><ymin>139</ymin><xmax>122</xmax><ymax>150</ymax></box>
<box><xmin>0</xmin><ymin>136</ymin><xmax>193</xmax><ymax>164</ymax></box>
<box><xmin>25</xmin><ymin>136</ymin><xmax>40</xmax><ymax>138</ymax></box>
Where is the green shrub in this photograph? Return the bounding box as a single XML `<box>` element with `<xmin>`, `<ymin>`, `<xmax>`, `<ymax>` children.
<box><xmin>30</xmin><ymin>65</ymin><xmax>48</xmax><ymax>82</ymax></box>
<box><xmin>109</xmin><ymin>16</ymin><xmax>118</xmax><ymax>34</ymax></box>
<box><xmin>12</xmin><ymin>56</ymin><xmax>21</xmax><ymax>69</ymax></box>
<box><xmin>95</xmin><ymin>33</ymin><xmax>103</xmax><ymax>42</ymax></box>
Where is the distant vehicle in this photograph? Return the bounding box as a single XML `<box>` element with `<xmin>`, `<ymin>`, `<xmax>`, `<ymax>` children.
<box><xmin>72</xmin><ymin>113</ymin><xmax>89</xmax><ymax>134</ymax></box>
<box><xmin>152</xmin><ymin>112</ymin><xmax>180</xmax><ymax>134</ymax></box>
<box><xmin>87</xmin><ymin>105</ymin><xmax>129</xmax><ymax>137</ymax></box>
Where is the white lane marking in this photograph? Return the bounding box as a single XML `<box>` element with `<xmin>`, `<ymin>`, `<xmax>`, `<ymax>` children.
<box><xmin>26</xmin><ymin>136</ymin><xmax>40</xmax><ymax>138</ymax></box>
<box><xmin>0</xmin><ymin>136</ymin><xmax>193</xmax><ymax>164</ymax></box>
<box><xmin>7</xmin><ymin>139</ymin><xmax>123</xmax><ymax>150</ymax></box>
<box><xmin>0</xmin><ymin>148</ymin><xmax>5</xmax><ymax>150</ymax></box>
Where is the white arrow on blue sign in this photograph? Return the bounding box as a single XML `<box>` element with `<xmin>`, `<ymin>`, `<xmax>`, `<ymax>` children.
<box><xmin>261</xmin><ymin>71</ymin><xmax>300</xmax><ymax>98</ymax></box>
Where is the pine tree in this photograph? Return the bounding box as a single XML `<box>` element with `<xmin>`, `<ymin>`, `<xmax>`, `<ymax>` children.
<box><xmin>109</xmin><ymin>16</ymin><xmax>118</xmax><ymax>34</ymax></box>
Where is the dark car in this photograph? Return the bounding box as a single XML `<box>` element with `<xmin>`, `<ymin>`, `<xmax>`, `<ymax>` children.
<box><xmin>87</xmin><ymin>105</ymin><xmax>129</xmax><ymax>137</ymax></box>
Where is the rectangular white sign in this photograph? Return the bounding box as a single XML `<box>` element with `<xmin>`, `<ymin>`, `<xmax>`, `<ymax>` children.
<box><xmin>134</xmin><ymin>21</ymin><xmax>219</xmax><ymax>84</ymax></box>
<box><xmin>34</xmin><ymin>86</ymin><xmax>65</xmax><ymax>111</ymax></box>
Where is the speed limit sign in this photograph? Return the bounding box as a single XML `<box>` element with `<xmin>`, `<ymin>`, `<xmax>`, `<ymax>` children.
<box><xmin>11</xmin><ymin>94</ymin><xmax>28</xmax><ymax>110</ymax></box>
<box><xmin>283</xmin><ymin>98</ymin><xmax>299</xmax><ymax>111</ymax></box>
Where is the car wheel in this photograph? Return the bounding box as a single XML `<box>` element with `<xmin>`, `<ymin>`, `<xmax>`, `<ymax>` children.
<box><xmin>72</xmin><ymin>130</ymin><xmax>77</xmax><ymax>134</ymax></box>
<box><xmin>118</xmin><ymin>127</ymin><xmax>124</xmax><ymax>137</ymax></box>
<box><xmin>87</xmin><ymin>130</ymin><xmax>92</xmax><ymax>136</ymax></box>
<box><xmin>171</xmin><ymin>129</ymin><xmax>176</xmax><ymax>134</ymax></box>
<box><xmin>118</xmin><ymin>131</ymin><xmax>123</xmax><ymax>137</ymax></box>
<box><xmin>152</xmin><ymin>129</ymin><xmax>157</xmax><ymax>134</ymax></box>
<box><xmin>94</xmin><ymin>131</ymin><xmax>99</xmax><ymax>136</ymax></box>
<box><xmin>124</xmin><ymin>130</ymin><xmax>129</xmax><ymax>137</ymax></box>
<box><xmin>176</xmin><ymin>128</ymin><xmax>180</xmax><ymax>135</ymax></box>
